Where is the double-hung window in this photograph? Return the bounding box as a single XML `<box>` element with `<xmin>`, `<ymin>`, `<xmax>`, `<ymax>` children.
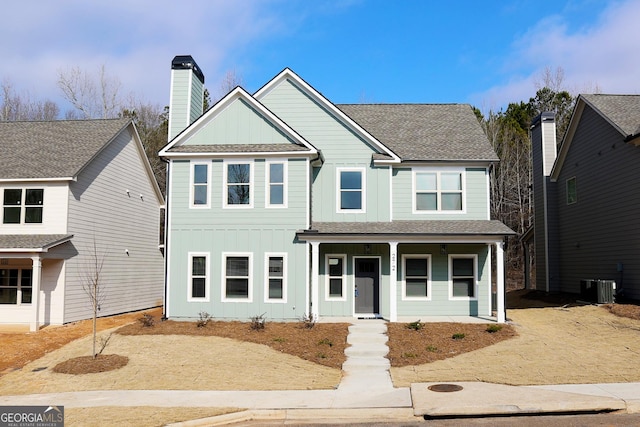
<box><xmin>0</xmin><ymin>269</ymin><xmax>32</xmax><ymax>305</ymax></box>
<box><xmin>265</xmin><ymin>254</ymin><xmax>286</xmax><ymax>302</ymax></box>
<box><xmin>414</xmin><ymin>168</ymin><xmax>464</xmax><ymax>212</ymax></box>
<box><xmin>190</xmin><ymin>163</ymin><xmax>210</xmax><ymax>207</ymax></box>
<box><xmin>266</xmin><ymin>160</ymin><xmax>287</xmax><ymax>207</ymax></box>
<box><xmin>326</xmin><ymin>255</ymin><xmax>346</xmax><ymax>300</ymax></box>
<box><xmin>188</xmin><ymin>253</ymin><xmax>208</xmax><ymax>301</ymax></box>
<box><xmin>337</xmin><ymin>168</ymin><xmax>365</xmax><ymax>212</ymax></box>
<box><xmin>402</xmin><ymin>255</ymin><xmax>431</xmax><ymax>300</ymax></box>
<box><xmin>449</xmin><ymin>255</ymin><xmax>477</xmax><ymax>299</ymax></box>
<box><xmin>223</xmin><ymin>254</ymin><xmax>252</xmax><ymax>301</ymax></box>
<box><xmin>3</xmin><ymin>189</ymin><xmax>44</xmax><ymax>224</ymax></box>
<box><xmin>224</xmin><ymin>161</ymin><xmax>253</xmax><ymax>207</ymax></box>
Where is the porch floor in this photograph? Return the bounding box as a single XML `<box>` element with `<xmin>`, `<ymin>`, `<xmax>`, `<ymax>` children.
<box><xmin>317</xmin><ymin>315</ymin><xmax>497</xmax><ymax>324</ymax></box>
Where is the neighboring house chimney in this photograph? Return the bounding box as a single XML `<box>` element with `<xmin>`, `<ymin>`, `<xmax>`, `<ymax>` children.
<box><xmin>531</xmin><ymin>112</ymin><xmax>559</xmax><ymax>292</ymax></box>
<box><xmin>168</xmin><ymin>55</ymin><xmax>205</xmax><ymax>141</ymax></box>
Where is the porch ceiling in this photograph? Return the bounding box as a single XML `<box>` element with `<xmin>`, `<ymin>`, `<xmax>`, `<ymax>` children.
<box><xmin>0</xmin><ymin>234</ymin><xmax>73</xmax><ymax>253</ymax></box>
<box><xmin>297</xmin><ymin>221</ymin><xmax>515</xmax><ymax>243</ymax></box>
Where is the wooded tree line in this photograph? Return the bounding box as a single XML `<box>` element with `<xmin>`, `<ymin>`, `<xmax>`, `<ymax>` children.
<box><xmin>1</xmin><ymin>65</ymin><xmax>590</xmax><ymax>287</ymax></box>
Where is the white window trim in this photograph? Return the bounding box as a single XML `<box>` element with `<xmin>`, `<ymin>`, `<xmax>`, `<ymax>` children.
<box><xmin>336</xmin><ymin>167</ymin><xmax>366</xmax><ymax>213</ymax></box>
<box><xmin>325</xmin><ymin>254</ymin><xmax>347</xmax><ymax>301</ymax></box>
<box><xmin>401</xmin><ymin>254</ymin><xmax>432</xmax><ymax>301</ymax></box>
<box><xmin>223</xmin><ymin>160</ymin><xmax>254</xmax><ymax>209</ymax></box>
<box><xmin>187</xmin><ymin>252</ymin><xmax>209</xmax><ymax>302</ymax></box>
<box><xmin>189</xmin><ymin>162</ymin><xmax>211</xmax><ymax>209</ymax></box>
<box><xmin>448</xmin><ymin>254</ymin><xmax>478</xmax><ymax>300</ymax></box>
<box><xmin>264</xmin><ymin>252</ymin><xmax>287</xmax><ymax>303</ymax></box>
<box><xmin>0</xmin><ymin>268</ymin><xmax>33</xmax><ymax>305</ymax></box>
<box><xmin>221</xmin><ymin>252</ymin><xmax>253</xmax><ymax>302</ymax></box>
<box><xmin>2</xmin><ymin>188</ymin><xmax>45</xmax><ymax>224</ymax></box>
<box><xmin>412</xmin><ymin>167</ymin><xmax>466</xmax><ymax>214</ymax></box>
<box><xmin>265</xmin><ymin>159</ymin><xmax>288</xmax><ymax>208</ymax></box>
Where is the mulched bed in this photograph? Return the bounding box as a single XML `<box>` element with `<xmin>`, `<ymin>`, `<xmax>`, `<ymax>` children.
<box><xmin>387</xmin><ymin>322</ymin><xmax>517</xmax><ymax>367</ymax></box>
<box><xmin>117</xmin><ymin>319</ymin><xmax>350</xmax><ymax>369</ymax></box>
<box><xmin>53</xmin><ymin>354</ymin><xmax>129</xmax><ymax>374</ymax></box>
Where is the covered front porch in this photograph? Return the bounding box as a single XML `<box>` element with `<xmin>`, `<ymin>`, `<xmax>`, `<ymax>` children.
<box><xmin>296</xmin><ymin>221</ymin><xmax>515</xmax><ymax>323</ymax></box>
<box><xmin>0</xmin><ymin>234</ymin><xmax>72</xmax><ymax>331</ymax></box>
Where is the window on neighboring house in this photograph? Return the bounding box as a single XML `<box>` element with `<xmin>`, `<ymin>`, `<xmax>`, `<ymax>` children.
<box><xmin>0</xmin><ymin>269</ymin><xmax>32</xmax><ymax>304</ymax></box>
<box><xmin>188</xmin><ymin>253</ymin><xmax>208</xmax><ymax>300</ymax></box>
<box><xmin>450</xmin><ymin>256</ymin><xmax>476</xmax><ymax>298</ymax></box>
<box><xmin>224</xmin><ymin>255</ymin><xmax>251</xmax><ymax>300</ymax></box>
<box><xmin>266</xmin><ymin>161</ymin><xmax>287</xmax><ymax>207</ymax></box>
<box><xmin>326</xmin><ymin>255</ymin><xmax>346</xmax><ymax>299</ymax></box>
<box><xmin>403</xmin><ymin>255</ymin><xmax>430</xmax><ymax>299</ymax></box>
<box><xmin>225</xmin><ymin>162</ymin><xmax>252</xmax><ymax>207</ymax></box>
<box><xmin>3</xmin><ymin>189</ymin><xmax>44</xmax><ymax>224</ymax></box>
<box><xmin>567</xmin><ymin>177</ymin><xmax>577</xmax><ymax>204</ymax></box>
<box><xmin>191</xmin><ymin>163</ymin><xmax>209</xmax><ymax>207</ymax></box>
<box><xmin>337</xmin><ymin>168</ymin><xmax>365</xmax><ymax>212</ymax></box>
<box><xmin>266</xmin><ymin>254</ymin><xmax>286</xmax><ymax>301</ymax></box>
<box><xmin>414</xmin><ymin>169</ymin><xmax>464</xmax><ymax>212</ymax></box>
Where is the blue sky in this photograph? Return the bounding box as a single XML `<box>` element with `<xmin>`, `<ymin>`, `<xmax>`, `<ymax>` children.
<box><xmin>1</xmin><ymin>0</ymin><xmax>639</xmax><ymax>116</ymax></box>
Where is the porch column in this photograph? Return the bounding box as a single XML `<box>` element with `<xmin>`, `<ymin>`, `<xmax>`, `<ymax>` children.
<box><xmin>310</xmin><ymin>242</ymin><xmax>320</xmax><ymax>318</ymax></box>
<box><xmin>389</xmin><ymin>241</ymin><xmax>398</xmax><ymax>322</ymax></box>
<box><xmin>30</xmin><ymin>256</ymin><xmax>42</xmax><ymax>332</ymax></box>
<box><xmin>495</xmin><ymin>241</ymin><xmax>506</xmax><ymax>323</ymax></box>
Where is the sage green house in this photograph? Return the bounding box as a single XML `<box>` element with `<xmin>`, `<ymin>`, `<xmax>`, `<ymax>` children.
<box><xmin>161</xmin><ymin>56</ymin><xmax>514</xmax><ymax>323</ymax></box>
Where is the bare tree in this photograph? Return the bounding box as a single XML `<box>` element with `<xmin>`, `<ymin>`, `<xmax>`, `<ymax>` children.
<box><xmin>210</xmin><ymin>68</ymin><xmax>244</xmax><ymax>105</ymax></box>
<box><xmin>58</xmin><ymin>64</ymin><xmax>123</xmax><ymax>119</ymax></box>
<box><xmin>1</xmin><ymin>81</ymin><xmax>60</xmax><ymax>121</ymax></box>
<box><xmin>82</xmin><ymin>240</ymin><xmax>107</xmax><ymax>358</ymax></box>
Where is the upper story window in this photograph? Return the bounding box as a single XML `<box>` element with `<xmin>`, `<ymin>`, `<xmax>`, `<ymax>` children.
<box><xmin>190</xmin><ymin>162</ymin><xmax>210</xmax><ymax>208</ymax></box>
<box><xmin>3</xmin><ymin>189</ymin><xmax>44</xmax><ymax>224</ymax></box>
<box><xmin>413</xmin><ymin>168</ymin><xmax>464</xmax><ymax>213</ymax></box>
<box><xmin>266</xmin><ymin>160</ymin><xmax>287</xmax><ymax>208</ymax></box>
<box><xmin>337</xmin><ymin>167</ymin><xmax>365</xmax><ymax>213</ymax></box>
<box><xmin>224</xmin><ymin>161</ymin><xmax>253</xmax><ymax>208</ymax></box>
<box><xmin>566</xmin><ymin>177</ymin><xmax>577</xmax><ymax>205</ymax></box>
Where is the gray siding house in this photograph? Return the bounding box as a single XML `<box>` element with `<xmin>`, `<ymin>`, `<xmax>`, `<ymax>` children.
<box><xmin>530</xmin><ymin>95</ymin><xmax>640</xmax><ymax>300</ymax></box>
<box><xmin>0</xmin><ymin>119</ymin><xmax>165</xmax><ymax>331</ymax></box>
<box><xmin>161</xmin><ymin>56</ymin><xmax>514</xmax><ymax>323</ymax></box>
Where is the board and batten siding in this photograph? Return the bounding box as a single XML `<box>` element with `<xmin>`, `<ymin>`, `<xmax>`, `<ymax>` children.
<box><xmin>166</xmin><ymin>157</ymin><xmax>309</xmax><ymax>320</ymax></box>
<box><xmin>392</xmin><ymin>167</ymin><xmax>489</xmax><ymax>220</ymax></box>
<box><xmin>555</xmin><ymin>106</ymin><xmax>640</xmax><ymax>298</ymax></box>
<box><xmin>0</xmin><ymin>182</ymin><xmax>69</xmax><ymax>235</ymax></box>
<box><xmin>260</xmin><ymin>78</ymin><xmax>391</xmax><ymax>222</ymax></box>
<box><xmin>62</xmin><ymin>126</ymin><xmax>164</xmax><ymax>323</ymax></box>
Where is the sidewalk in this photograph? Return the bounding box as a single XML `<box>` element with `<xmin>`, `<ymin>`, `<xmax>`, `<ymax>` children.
<box><xmin>0</xmin><ymin>319</ymin><xmax>639</xmax><ymax>425</ymax></box>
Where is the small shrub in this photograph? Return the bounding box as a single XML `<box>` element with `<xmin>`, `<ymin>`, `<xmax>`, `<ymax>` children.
<box><xmin>196</xmin><ymin>311</ymin><xmax>212</xmax><ymax>328</ymax></box>
<box><xmin>406</xmin><ymin>320</ymin><xmax>424</xmax><ymax>331</ymax></box>
<box><xmin>300</xmin><ymin>312</ymin><xmax>317</xmax><ymax>329</ymax></box>
<box><xmin>250</xmin><ymin>313</ymin><xmax>266</xmax><ymax>330</ymax></box>
<box><xmin>316</xmin><ymin>352</ymin><xmax>327</xmax><ymax>359</ymax></box>
<box><xmin>452</xmin><ymin>333</ymin><xmax>466</xmax><ymax>340</ymax></box>
<box><xmin>403</xmin><ymin>352</ymin><xmax>418</xmax><ymax>358</ymax></box>
<box><xmin>426</xmin><ymin>345</ymin><xmax>438</xmax><ymax>352</ymax></box>
<box><xmin>318</xmin><ymin>338</ymin><xmax>333</xmax><ymax>347</ymax></box>
<box><xmin>273</xmin><ymin>337</ymin><xmax>286</xmax><ymax>343</ymax></box>
<box><xmin>486</xmin><ymin>324</ymin><xmax>503</xmax><ymax>333</ymax></box>
<box><xmin>138</xmin><ymin>314</ymin><xmax>155</xmax><ymax>327</ymax></box>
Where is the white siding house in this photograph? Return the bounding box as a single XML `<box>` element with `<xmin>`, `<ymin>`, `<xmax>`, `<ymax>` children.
<box><xmin>0</xmin><ymin>119</ymin><xmax>164</xmax><ymax>330</ymax></box>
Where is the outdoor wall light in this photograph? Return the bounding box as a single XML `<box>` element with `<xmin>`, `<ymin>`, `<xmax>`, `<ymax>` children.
<box><xmin>440</xmin><ymin>244</ymin><xmax>448</xmax><ymax>255</ymax></box>
<box><xmin>364</xmin><ymin>244</ymin><xmax>371</xmax><ymax>254</ymax></box>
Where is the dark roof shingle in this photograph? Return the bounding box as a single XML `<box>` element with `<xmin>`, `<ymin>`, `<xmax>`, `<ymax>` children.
<box><xmin>298</xmin><ymin>221</ymin><xmax>515</xmax><ymax>237</ymax></box>
<box><xmin>0</xmin><ymin>119</ymin><xmax>130</xmax><ymax>179</ymax></box>
<box><xmin>0</xmin><ymin>234</ymin><xmax>73</xmax><ymax>251</ymax></box>
<box><xmin>337</xmin><ymin>104</ymin><xmax>498</xmax><ymax>162</ymax></box>
<box><xmin>581</xmin><ymin>94</ymin><xmax>640</xmax><ymax>138</ymax></box>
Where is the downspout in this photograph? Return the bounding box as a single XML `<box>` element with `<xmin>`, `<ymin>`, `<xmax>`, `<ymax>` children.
<box><xmin>162</xmin><ymin>159</ymin><xmax>170</xmax><ymax>320</ymax></box>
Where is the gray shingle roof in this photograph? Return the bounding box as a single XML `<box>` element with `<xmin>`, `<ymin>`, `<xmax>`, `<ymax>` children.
<box><xmin>581</xmin><ymin>94</ymin><xmax>640</xmax><ymax>138</ymax></box>
<box><xmin>0</xmin><ymin>234</ymin><xmax>73</xmax><ymax>251</ymax></box>
<box><xmin>298</xmin><ymin>221</ymin><xmax>515</xmax><ymax>237</ymax></box>
<box><xmin>337</xmin><ymin>104</ymin><xmax>498</xmax><ymax>162</ymax></box>
<box><xmin>0</xmin><ymin>119</ymin><xmax>130</xmax><ymax>179</ymax></box>
<box><xmin>168</xmin><ymin>143</ymin><xmax>312</xmax><ymax>153</ymax></box>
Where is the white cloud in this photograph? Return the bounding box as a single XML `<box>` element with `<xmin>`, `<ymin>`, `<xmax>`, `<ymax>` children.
<box><xmin>472</xmin><ymin>0</ymin><xmax>640</xmax><ymax>112</ymax></box>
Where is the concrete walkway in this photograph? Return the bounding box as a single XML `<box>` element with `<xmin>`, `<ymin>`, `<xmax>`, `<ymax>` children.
<box><xmin>1</xmin><ymin>319</ymin><xmax>640</xmax><ymax>425</ymax></box>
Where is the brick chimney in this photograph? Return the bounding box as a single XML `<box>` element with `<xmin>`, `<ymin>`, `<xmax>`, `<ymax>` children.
<box><xmin>530</xmin><ymin>112</ymin><xmax>559</xmax><ymax>292</ymax></box>
<box><xmin>168</xmin><ymin>55</ymin><xmax>205</xmax><ymax>141</ymax></box>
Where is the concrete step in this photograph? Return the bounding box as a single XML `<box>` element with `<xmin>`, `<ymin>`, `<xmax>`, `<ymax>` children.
<box><xmin>346</xmin><ymin>334</ymin><xmax>388</xmax><ymax>345</ymax></box>
<box><xmin>342</xmin><ymin>358</ymin><xmax>390</xmax><ymax>370</ymax></box>
<box><xmin>345</xmin><ymin>347</ymin><xmax>389</xmax><ymax>358</ymax></box>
